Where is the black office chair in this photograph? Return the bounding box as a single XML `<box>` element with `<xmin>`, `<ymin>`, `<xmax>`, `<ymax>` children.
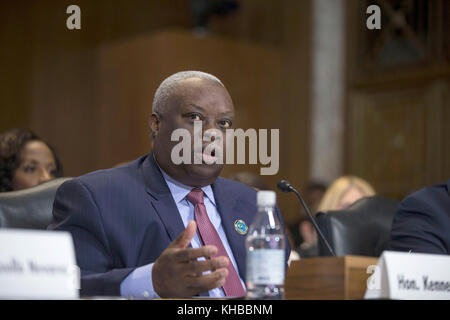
<box><xmin>316</xmin><ymin>196</ymin><xmax>399</xmax><ymax>257</ymax></box>
<box><xmin>0</xmin><ymin>177</ymin><xmax>71</xmax><ymax>229</ymax></box>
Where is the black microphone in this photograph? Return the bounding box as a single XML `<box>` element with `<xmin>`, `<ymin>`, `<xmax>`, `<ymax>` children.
<box><xmin>277</xmin><ymin>180</ymin><xmax>336</xmax><ymax>256</ymax></box>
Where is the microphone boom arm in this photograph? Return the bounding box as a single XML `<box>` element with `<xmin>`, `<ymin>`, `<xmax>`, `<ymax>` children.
<box><xmin>277</xmin><ymin>180</ymin><xmax>336</xmax><ymax>256</ymax></box>
<box><xmin>290</xmin><ymin>188</ymin><xmax>336</xmax><ymax>256</ymax></box>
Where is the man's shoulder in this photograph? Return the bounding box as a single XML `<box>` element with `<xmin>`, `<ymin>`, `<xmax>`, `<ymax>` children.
<box><xmin>214</xmin><ymin>176</ymin><xmax>258</xmax><ymax>197</ymax></box>
<box><xmin>400</xmin><ymin>180</ymin><xmax>450</xmax><ymax>220</ymax></box>
<box><xmin>213</xmin><ymin>177</ymin><xmax>261</xmax><ymax>208</ymax></box>
<box><xmin>62</xmin><ymin>156</ymin><xmax>147</xmax><ymax>194</ymax></box>
<box><xmin>403</xmin><ymin>180</ymin><xmax>449</xmax><ymax>204</ymax></box>
<box><xmin>391</xmin><ymin>180</ymin><xmax>450</xmax><ymax>254</ymax></box>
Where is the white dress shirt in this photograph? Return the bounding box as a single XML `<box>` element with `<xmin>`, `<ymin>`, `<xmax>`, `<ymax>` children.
<box><xmin>120</xmin><ymin>167</ymin><xmax>245</xmax><ymax>298</ymax></box>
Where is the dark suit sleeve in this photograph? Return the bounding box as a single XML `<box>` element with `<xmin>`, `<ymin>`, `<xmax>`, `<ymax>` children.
<box><xmin>48</xmin><ymin>179</ymin><xmax>134</xmax><ymax>296</ymax></box>
<box><xmin>389</xmin><ymin>193</ymin><xmax>447</xmax><ymax>255</ymax></box>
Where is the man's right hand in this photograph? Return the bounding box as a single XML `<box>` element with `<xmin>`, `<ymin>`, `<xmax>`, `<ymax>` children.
<box><xmin>152</xmin><ymin>220</ymin><xmax>230</xmax><ymax>298</ymax></box>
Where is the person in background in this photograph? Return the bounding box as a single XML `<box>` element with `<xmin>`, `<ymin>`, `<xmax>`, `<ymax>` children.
<box><xmin>297</xmin><ymin>217</ymin><xmax>320</xmax><ymax>258</ymax></box>
<box><xmin>389</xmin><ymin>179</ymin><xmax>450</xmax><ymax>255</ymax></box>
<box><xmin>0</xmin><ymin>129</ymin><xmax>63</xmax><ymax>192</ymax></box>
<box><xmin>297</xmin><ymin>176</ymin><xmax>375</xmax><ymax>257</ymax></box>
<box><xmin>291</xmin><ymin>181</ymin><xmax>327</xmax><ymax>258</ymax></box>
<box><xmin>317</xmin><ymin>175</ymin><xmax>376</xmax><ymax>212</ymax></box>
<box><xmin>303</xmin><ymin>181</ymin><xmax>327</xmax><ymax>213</ymax></box>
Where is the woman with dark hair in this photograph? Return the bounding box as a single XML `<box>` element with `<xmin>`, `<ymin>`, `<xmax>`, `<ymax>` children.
<box><xmin>0</xmin><ymin>128</ymin><xmax>63</xmax><ymax>192</ymax></box>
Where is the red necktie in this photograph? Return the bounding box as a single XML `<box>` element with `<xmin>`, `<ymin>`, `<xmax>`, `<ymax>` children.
<box><xmin>186</xmin><ymin>188</ymin><xmax>246</xmax><ymax>297</ymax></box>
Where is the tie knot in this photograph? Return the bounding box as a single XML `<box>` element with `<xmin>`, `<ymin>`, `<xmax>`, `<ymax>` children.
<box><xmin>186</xmin><ymin>188</ymin><xmax>204</xmax><ymax>205</ymax></box>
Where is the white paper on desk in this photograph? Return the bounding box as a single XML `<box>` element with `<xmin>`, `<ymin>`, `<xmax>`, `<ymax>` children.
<box><xmin>0</xmin><ymin>229</ymin><xmax>79</xmax><ymax>299</ymax></box>
<box><xmin>364</xmin><ymin>251</ymin><xmax>450</xmax><ymax>300</ymax></box>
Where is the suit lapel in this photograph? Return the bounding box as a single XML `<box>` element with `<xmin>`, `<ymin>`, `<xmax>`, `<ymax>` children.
<box><xmin>142</xmin><ymin>154</ymin><xmax>252</xmax><ymax>280</ymax></box>
<box><xmin>212</xmin><ymin>178</ymin><xmax>252</xmax><ymax>280</ymax></box>
<box><xmin>141</xmin><ymin>153</ymin><xmax>186</xmax><ymax>242</ymax></box>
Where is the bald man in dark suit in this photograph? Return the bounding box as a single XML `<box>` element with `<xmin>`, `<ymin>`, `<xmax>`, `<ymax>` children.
<box><xmin>49</xmin><ymin>71</ymin><xmax>290</xmax><ymax>298</ymax></box>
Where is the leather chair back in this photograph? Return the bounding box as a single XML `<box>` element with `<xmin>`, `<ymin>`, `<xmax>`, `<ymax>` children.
<box><xmin>316</xmin><ymin>196</ymin><xmax>399</xmax><ymax>257</ymax></box>
<box><xmin>0</xmin><ymin>177</ymin><xmax>71</xmax><ymax>229</ymax></box>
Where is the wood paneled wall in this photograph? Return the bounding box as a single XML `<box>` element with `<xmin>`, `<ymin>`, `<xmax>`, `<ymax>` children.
<box><xmin>96</xmin><ymin>30</ymin><xmax>282</xmax><ymax>176</ymax></box>
<box><xmin>0</xmin><ymin>1</ymin><xmax>312</xmax><ymax>226</ymax></box>
<box><xmin>345</xmin><ymin>0</ymin><xmax>450</xmax><ymax>199</ymax></box>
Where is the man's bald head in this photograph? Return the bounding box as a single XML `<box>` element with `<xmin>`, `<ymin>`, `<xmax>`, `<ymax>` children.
<box><xmin>152</xmin><ymin>71</ymin><xmax>224</xmax><ymax>116</ymax></box>
<box><xmin>149</xmin><ymin>70</ymin><xmax>234</xmax><ymax>187</ymax></box>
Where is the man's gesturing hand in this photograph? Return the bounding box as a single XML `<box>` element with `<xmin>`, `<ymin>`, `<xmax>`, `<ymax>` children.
<box><xmin>152</xmin><ymin>221</ymin><xmax>230</xmax><ymax>298</ymax></box>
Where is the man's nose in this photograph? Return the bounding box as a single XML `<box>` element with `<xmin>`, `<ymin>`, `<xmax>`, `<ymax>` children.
<box><xmin>202</xmin><ymin>119</ymin><xmax>217</xmax><ymax>132</ymax></box>
<box><xmin>203</xmin><ymin>127</ymin><xmax>223</xmax><ymax>145</ymax></box>
<box><xmin>203</xmin><ymin>119</ymin><xmax>224</xmax><ymax>136</ymax></box>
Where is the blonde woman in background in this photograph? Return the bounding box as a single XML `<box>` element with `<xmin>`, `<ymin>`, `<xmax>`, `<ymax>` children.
<box><xmin>297</xmin><ymin>176</ymin><xmax>376</xmax><ymax>258</ymax></box>
<box><xmin>317</xmin><ymin>175</ymin><xmax>376</xmax><ymax>212</ymax></box>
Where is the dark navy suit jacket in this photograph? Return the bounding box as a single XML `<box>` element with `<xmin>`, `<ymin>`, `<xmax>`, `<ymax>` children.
<box><xmin>48</xmin><ymin>153</ymin><xmax>290</xmax><ymax>296</ymax></box>
<box><xmin>389</xmin><ymin>179</ymin><xmax>450</xmax><ymax>255</ymax></box>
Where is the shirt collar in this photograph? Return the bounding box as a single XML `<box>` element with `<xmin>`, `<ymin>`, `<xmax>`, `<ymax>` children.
<box><xmin>155</xmin><ymin>157</ymin><xmax>216</xmax><ymax>206</ymax></box>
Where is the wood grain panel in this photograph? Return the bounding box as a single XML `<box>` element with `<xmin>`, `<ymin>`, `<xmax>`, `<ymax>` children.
<box><xmin>96</xmin><ymin>24</ymin><xmax>312</xmax><ymax>226</ymax></box>
<box><xmin>278</xmin><ymin>0</ymin><xmax>312</xmax><ymax>226</ymax></box>
<box><xmin>97</xmin><ymin>29</ymin><xmax>282</xmax><ymax>187</ymax></box>
<box><xmin>0</xmin><ymin>1</ymin><xmax>311</xmax><ymax>229</ymax></box>
<box><xmin>285</xmin><ymin>256</ymin><xmax>378</xmax><ymax>300</ymax></box>
<box><xmin>0</xmin><ymin>1</ymin><xmax>34</xmax><ymax>132</ymax></box>
<box><xmin>286</xmin><ymin>257</ymin><xmax>345</xmax><ymax>300</ymax></box>
<box><xmin>348</xmin><ymin>82</ymin><xmax>447</xmax><ymax>198</ymax></box>
<box><xmin>345</xmin><ymin>0</ymin><xmax>449</xmax><ymax>200</ymax></box>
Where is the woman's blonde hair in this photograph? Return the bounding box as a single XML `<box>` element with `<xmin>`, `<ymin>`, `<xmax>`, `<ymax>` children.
<box><xmin>317</xmin><ymin>175</ymin><xmax>376</xmax><ymax>212</ymax></box>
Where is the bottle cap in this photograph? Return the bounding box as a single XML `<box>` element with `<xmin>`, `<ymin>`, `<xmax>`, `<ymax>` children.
<box><xmin>257</xmin><ymin>190</ymin><xmax>276</xmax><ymax>207</ymax></box>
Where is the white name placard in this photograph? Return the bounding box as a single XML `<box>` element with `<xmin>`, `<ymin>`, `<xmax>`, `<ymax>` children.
<box><xmin>0</xmin><ymin>229</ymin><xmax>79</xmax><ymax>299</ymax></box>
<box><xmin>365</xmin><ymin>251</ymin><xmax>450</xmax><ymax>300</ymax></box>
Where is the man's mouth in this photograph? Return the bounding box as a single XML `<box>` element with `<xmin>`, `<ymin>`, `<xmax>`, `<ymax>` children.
<box><xmin>194</xmin><ymin>149</ymin><xmax>218</xmax><ymax>164</ymax></box>
<box><xmin>202</xmin><ymin>151</ymin><xmax>216</xmax><ymax>163</ymax></box>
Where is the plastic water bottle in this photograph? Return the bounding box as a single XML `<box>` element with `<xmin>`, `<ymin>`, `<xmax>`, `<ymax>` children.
<box><xmin>246</xmin><ymin>190</ymin><xmax>286</xmax><ymax>299</ymax></box>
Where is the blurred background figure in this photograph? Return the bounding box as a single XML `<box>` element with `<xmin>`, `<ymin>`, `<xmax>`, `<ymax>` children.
<box><xmin>297</xmin><ymin>217</ymin><xmax>319</xmax><ymax>258</ymax></box>
<box><xmin>290</xmin><ymin>181</ymin><xmax>327</xmax><ymax>258</ymax></box>
<box><xmin>0</xmin><ymin>129</ymin><xmax>63</xmax><ymax>192</ymax></box>
<box><xmin>297</xmin><ymin>176</ymin><xmax>375</xmax><ymax>258</ymax></box>
<box><xmin>317</xmin><ymin>176</ymin><xmax>376</xmax><ymax>212</ymax></box>
<box><xmin>302</xmin><ymin>181</ymin><xmax>327</xmax><ymax>213</ymax></box>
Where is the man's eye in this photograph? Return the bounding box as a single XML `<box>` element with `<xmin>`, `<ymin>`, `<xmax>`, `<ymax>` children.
<box><xmin>219</xmin><ymin>120</ymin><xmax>232</xmax><ymax>129</ymax></box>
<box><xmin>188</xmin><ymin>114</ymin><xmax>202</xmax><ymax>121</ymax></box>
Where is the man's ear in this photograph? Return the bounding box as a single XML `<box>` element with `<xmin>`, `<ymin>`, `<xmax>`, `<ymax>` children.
<box><xmin>150</xmin><ymin>113</ymin><xmax>160</xmax><ymax>138</ymax></box>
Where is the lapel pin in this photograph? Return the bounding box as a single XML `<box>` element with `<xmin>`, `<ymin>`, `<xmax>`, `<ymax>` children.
<box><xmin>234</xmin><ymin>219</ymin><xmax>248</xmax><ymax>235</ymax></box>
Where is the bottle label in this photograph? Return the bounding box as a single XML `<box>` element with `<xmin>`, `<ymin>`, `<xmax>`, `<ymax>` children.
<box><xmin>246</xmin><ymin>249</ymin><xmax>285</xmax><ymax>285</ymax></box>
